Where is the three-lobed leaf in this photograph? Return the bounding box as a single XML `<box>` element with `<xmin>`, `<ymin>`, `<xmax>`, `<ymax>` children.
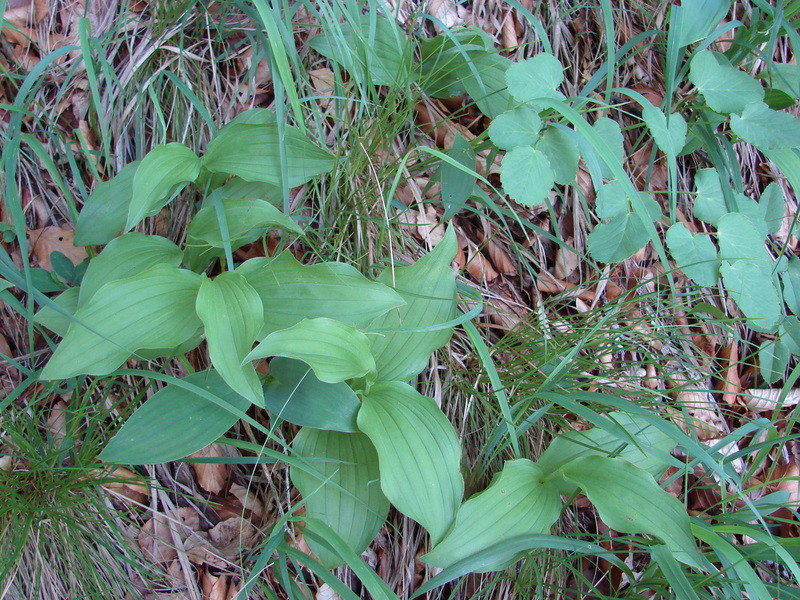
<box><xmin>422</xmin><ymin>459</ymin><xmax>561</xmax><ymax>572</ymax></box>
<box><xmin>291</xmin><ymin>428</ymin><xmax>389</xmax><ymax>569</ymax></box>
<box><xmin>357</xmin><ymin>381</ymin><xmax>463</xmax><ymax>544</ymax></box>
<box><xmin>196</xmin><ymin>272</ymin><xmax>264</xmax><ymax>405</ymax></box>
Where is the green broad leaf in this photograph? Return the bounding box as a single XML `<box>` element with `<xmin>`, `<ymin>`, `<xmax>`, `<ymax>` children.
<box><xmin>225</xmin><ymin>108</ymin><xmax>277</xmax><ymax>126</ymax></box>
<box><xmin>769</xmin><ymin>62</ymin><xmax>800</xmax><ymax>99</ymax></box>
<box><xmin>202</xmin><ymin>123</ymin><xmax>335</xmax><ymax>188</ymax></box>
<box><xmin>759</xmin><ymin>182</ymin><xmax>785</xmax><ymax>236</ymax></box>
<box><xmin>692</xmin><ymin>168</ymin><xmax>727</xmax><ymax>225</ymax></box>
<box><xmin>196</xmin><ymin>272</ymin><xmax>264</xmax><ymax>405</ymax></box>
<box><xmin>237</xmin><ymin>252</ymin><xmax>404</xmax><ymax>337</ymax></box>
<box><xmin>39</xmin><ymin>265</ymin><xmax>203</xmax><ymax>379</ymax></box>
<box><xmin>357</xmin><ymin>381</ymin><xmax>464</xmax><ymax>544</ymax></box>
<box><xmin>780</xmin><ymin>316</ymin><xmax>800</xmax><ymax>356</ymax></box>
<box><xmin>368</xmin><ymin>227</ymin><xmax>458</xmax><ymax>382</ymax></box>
<box><xmin>782</xmin><ymin>257</ymin><xmax>800</xmax><ymax>315</ymax></box>
<box><xmin>422</xmin><ymin>459</ymin><xmax>560</xmax><ymax>572</ymax></box>
<box><xmin>210</xmin><ymin>177</ymin><xmax>283</xmax><ymax>206</ymax></box>
<box><xmin>187</xmin><ymin>198</ymin><xmax>303</xmax><ymax>252</ymax></box>
<box><xmin>488</xmin><ymin>107</ymin><xmax>542</xmax><ymax>150</ymax></box>
<box><xmin>732</xmin><ymin>193</ymin><xmax>770</xmax><ymax>239</ymax></box>
<box><xmin>439</xmin><ymin>134</ymin><xmax>476</xmax><ymax>220</ymax></box>
<box><xmin>763</xmin><ymin>88</ymin><xmax>796</xmax><ymax>111</ymax></box>
<box><xmin>537</xmin><ymin>125</ymin><xmax>579</xmax><ymax>185</ymax></box>
<box><xmin>587</xmin><ymin>212</ymin><xmax>650</xmax><ymax>263</ymax></box>
<box><xmin>98</xmin><ymin>370</ymin><xmax>250</xmax><ymax>464</ymax></box>
<box><xmin>689</xmin><ymin>51</ymin><xmax>764</xmax><ymax>114</ymax></box>
<box><xmin>245</xmin><ymin>318</ymin><xmax>375</xmax><ymax>384</ymax></box>
<box><xmin>537</xmin><ymin>412</ymin><xmax>677</xmax><ymax>487</ymax></box>
<box><xmin>290</xmin><ymin>428</ymin><xmax>389</xmax><ymax>569</ymax></box>
<box><xmin>78</xmin><ymin>233</ymin><xmax>183</xmax><ymax>306</ymax></box>
<box><xmin>595</xmin><ymin>180</ymin><xmax>660</xmax><ymax>221</ymax></box>
<box><xmin>561</xmin><ymin>455</ymin><xmax>703</xmax><ymax>568</ymax></box>
<box><xmin>731</xmin><ymin>102</ymin><xmax>800</xmax><ymax>149</ymax></box>
<box><xmin>126</xmin><ymin>143</ymin><xmax>201</xmax><ymax>231</ymax></box>
<box><xmin>263</xmin><ymin>357</ymin><xmax>360</xmax><ymax>432</ymax></box>
<box><xmin>308</xmin><ymin>14</ymin><xmax>412</xmax><ymax>87</ymax></box>
<box><xmin>74</xmin><ymin>160</ymin><xmax>140</xmax><ymax>245</ymax></box>
<box><xmin>419</xmin><ymin>28</ymin><xmax>494</xmax><ymax>98</ymax></box>
<box><xmin>500</xmin><ymin>147</ymin><xmax>554</xmax><ymax>206</ymax></box>
<box><xmin>33</xmin><ymin>287</ymin><xmax>80</xmax><ymax>337</ymax></box>
<box><xmin>461</xmin><ymin>52</ymin><xmax>514</xmax><ymax>118</ymax></box>
<box><xmin>669</xmin><ymin>0</ymin><xmax>729</xmax><ymax>47</ymax></box>
<box><xmin>717</xmin><ymin>212</ymin><xmax>772</xmax><ymax>274</ymax></box>
<box><xmin>720</xmin><ymin>260</ymin><xmax>783</xmax><ymax>332</ymax></box>
<box><xmin>580</xmin><ymin>118</ymin><xmax>624</xmax><ymax>180</ymax></box>
<box><xmin>665</xmin><ymin>223</ymin><xmax>720</xmax><ymax>287</ymax></box>
<box><xmin>759</xmin><ymin>339</ymin><xmax>790</xmax><ymax>385</ymax></box>
<box><xmin>641</xmin><ymin>103</ymin><xmax>687</xmax><ymax>156</ymax></box>
<box><xmin>505</xmin><ymin>53</ymin><xmax>565</xmax><ymax>103</ymax></box>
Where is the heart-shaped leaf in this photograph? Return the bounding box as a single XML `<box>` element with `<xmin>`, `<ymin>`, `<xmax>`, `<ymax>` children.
<box><xmin>731</xmin><ymin>102</ymin><xmax>800</xmax><ymax>149</ymax></box>
<box><xmin>500</xmin><ymin>147</ymin><xmax>554</xmax><ymax>206</ymax></box>
<box><xmin>537</xmin><ymin>125</ymin><xmax>579</xmax><ymax>185</ymax></box>
<box><xmin>689</xmin><ymin>51</ymin><xmax>764</xmax><ymax>114</ymax></box>
<box><xmin>488</xmin><ymin>106</ymin><xmax>542</xmax><ymax>150</ymax></box>
<box><xmin>720</xmin><ymin>260</ymin><xmax>783</xmax><ymax>332</ymax></box>
<box><xmin>642</xmin><ymin>103</ymin><xmax>687</xmax><ymax>156</ymax></box>
<box><xmin>505</xmin><ymin>53</ymin><xmax>565</xmax><ymax>103</ymax></box>
<box><xmin>587</xmin><ymin>212</ymin><xmax>650</xmax><ymax>263</ymax></box>
<box><xmin>665</xmin><ymin>223</ymin><xmax>720</xmax><ymax>287</ymax></box>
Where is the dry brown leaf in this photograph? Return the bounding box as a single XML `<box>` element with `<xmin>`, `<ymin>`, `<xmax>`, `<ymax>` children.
<box><xmin>202</xmin><ymin>570</ymin><xmax>231</xmax><ymax>600</ymax></box>
<box><xmin>675</xmin><ymin>388</ymin><xmax>726</xmax><ymax>441</ymax></box>
<box><xmin>229</xmin><ymin>483</ymin><xmax>266</xmax><ymax>520</ymax></box>
<box><xmin>138</xmin><ymin>507</ymin><xmax>201</xmax><ymax>564</ymax></box>
<box><xmin>0</xmin><ymin>332</ymin><xmax>12</xmax><ymax>358</ymax></box>
<box><xmin>743</xmin><ymin>388</ymin><xmax>800</xmax><ymax>411</ymax></box>
<box><xmin>770</xmin><ymin>462</ymin><xmax>800</xmax><ymax>509</ymax></box>
<box><xmin>27</xmin><ymin>227</ymin><xmax>87</xmax><ymax>271</ymax></box>
<box><xmin>316</xmin><ymin>584</ymin><xmax>343</xmax><ymax>600</ymax></box>
<box><xmin>485</xmin><ymin>240</ymin><xmax>517</xmax><ymax>276</ymax></box>
<box><xmin>46</xmin><ymin>399</ymin><xmax>68</xmax><ymax>448</ymax></box>
<box><xmin>309</xmin><ymin>68</ymin><xmax>334</xmax><ymax>110</ymax></box>
<box><xmin>186</xmin><ymin>517</ymin><xmax>258</xmax><ymax>567</ymax></box>
<box><xmin>426</xmin><ymin>0</ymin><xmax>463</xmax><ymax>31</ymax></box>
<box><xmin>188</xmin><ymin>443</ymin><xmax>231</xmax><ymax>495</ymax></box>
<box><xmin>100</xmin><ymin>466</ymin><xmax>149</xmax><ymax>504</ymax></box>
<box><xmin>554</xmin><ymin>244</ymin><xmax>579</xmax><ymax>281</ymax></box>
<box><xmin>716</xmin><ymin>342</ymin><xmax>742</xmax><ymax>404</ymax></box>
<box><xmin>3</xmin><ymin>0</ymin><xmax>48</xmax><ymax>46</ymax></box>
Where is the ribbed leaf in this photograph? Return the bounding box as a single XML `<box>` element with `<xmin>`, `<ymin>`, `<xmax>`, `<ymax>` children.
<box><xmin>237</xmin><ymin>251</ymin><xmax>403</xmax><ymax>337</ymax></box>
<box><xmin>245</xmin><ymin>318</ymin><xmax>375</xmax><ymax>384</ymax></box>
<box><xmin>291</xmin><ymin>428</ymin><xmax>389</xmax><ymax>569</ymax></box>
<box><xmin>34</xmin><ymin>287</ymin><xmax>80</xmax><ymax>336</ymax></box>
<box><xmin>78</xmin><ymin>233</ymin><xmax>183</xmax><ymax>305</ymax></box>
<box><xmin>126</xmin><ymin>143</ymin><xmax>201</xmax><ymax>230</ymax></box>
<box><xmin>357</xmin><ymin>381</ymin><xmax>463</xmax><ymax>544</ymax></box>
<box><xmin>39</xmin><ymin>265</ymin><xmax>202</xmax><ymax>379</ymax></box>
<box><xmin>99</xmin><ymin>370</ymin><xmax>250</xmax><ymax>464</ymax></box>
<box><xmin>202</xmin><ymin>123</ymin><xmax>334</xmax><ymax>187</ymax></box>
<box><xmin>561</xmin><ymin>456</ymin><xmax>703</xmax><ymax>568</ymax></box>
<box><xmin>74</xmin><ymin>160</ymin><xmax>140</xmax><ymax>245</ymax></box>
<box><xmin>263</xmin><ymin>357</ymin><xmax>360</xmax><ymax>432</ymax></box>
<box><xmin>186</xmin><ymin>198</ymin><xmax>302</xmax><ymax>251</ymax></box>
<box><xmin>196</xmin><ymin>272</ymin><xmax>264</xmax><ymax>405</ymax></box>
<box><xmin>423</xmin><ymin>459</ymin><xmax>560</xmax><ymax>572</ymax></box>
<box><xmin>368</xmin><ymin>227</ymin><xmax>457</xmax><ymax>382</ymax></box>
<box><xmin>537</xmin><ymin>412</ymin><xmax>677</xmax><ymax>486</ymax></box>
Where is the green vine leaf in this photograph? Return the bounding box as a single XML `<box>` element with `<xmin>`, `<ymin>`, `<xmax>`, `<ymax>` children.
<box><xmin>689</xmin><ymin>50</ymin><xmax>764</xmax><ymax>114</ymax></box>
<box><xmin>665</xmin><ymin>223</ymin><xmax>720</xmax><ymax>287</ymax></box>
<box><xmin>500</xmin><ymin>147</ymin><xmax>554</xmax><ymax>206</ymax></box>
